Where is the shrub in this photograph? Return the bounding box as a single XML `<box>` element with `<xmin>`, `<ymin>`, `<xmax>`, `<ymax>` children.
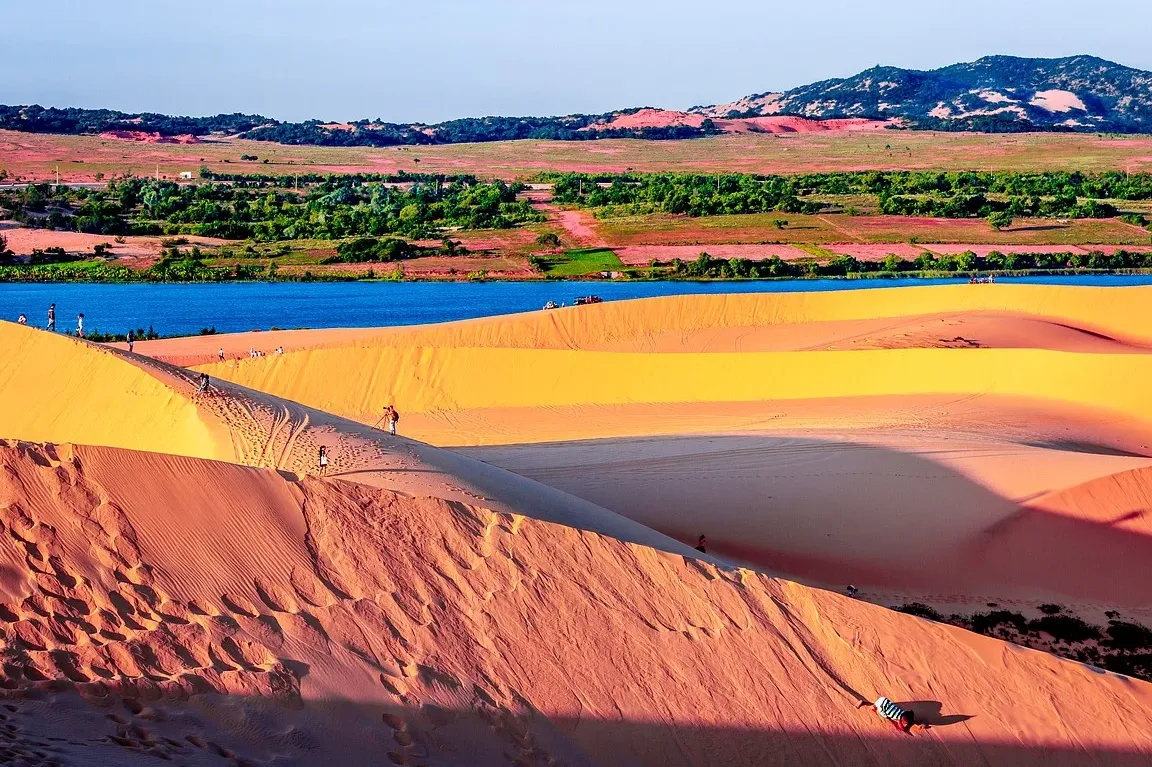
<box><xmin>1028</xmin><ymin>615</ymin><xmax>1102</xmax><ymax>643</ymax></box>
<box><xmin>897</xmin><ymin>603</ymin><xmax>944</xmax><ymax>621</ymax></box>
<box><xmin>328</xmin><ymin>237</ymin><xmax>418</xmax><ymax>264</ymax></box>
<box><xmin>1038</xmin><ymin>604</ymin><xmax>1064</xmax><ymax>615</ymax></box>
<box><xmin>535</xmin><ymin>231</ymin><xmax>562</xmax><ymax>249</ymax></box>
<box><xmin>1105</xmin><ymin>621</ymin><xmax>1152</xmax><ymax>652</ymax></box>
<box><xmin>970</xmin><ymin>610</ymin><xmax>1028</xmax><ymax>635</ymax></box>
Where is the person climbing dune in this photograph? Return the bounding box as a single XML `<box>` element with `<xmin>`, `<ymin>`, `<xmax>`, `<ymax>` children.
<box><xmin>695</xmin><ymin>534</ymin><xmax>707</xmax><ymax>554</ymax></box>
<box><xmin>861</xmin><ymin>697</ymin><xmax>921</xmax><ymax>734</ymax></box>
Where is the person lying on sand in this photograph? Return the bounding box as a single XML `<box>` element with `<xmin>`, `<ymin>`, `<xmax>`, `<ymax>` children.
<box><xmin>860</xmin><ymin>697</ymin><xmax>922</xmax><ymax>734</ymax></box>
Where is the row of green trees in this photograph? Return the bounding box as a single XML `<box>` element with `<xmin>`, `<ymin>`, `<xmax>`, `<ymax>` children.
<box><xmin>548</xmin><ymin>170</ymin><xmax>1152</xmax><ymax>220</ymax></box>
<box><xmin>668</xmin><ymin>249</ymin><xmax>1152</xmax><ymax>278</ymax></box>
<box><xmin>0</xmin><ymin>177</ymin><xmax>543</xmax><ymax>240</ymax></box>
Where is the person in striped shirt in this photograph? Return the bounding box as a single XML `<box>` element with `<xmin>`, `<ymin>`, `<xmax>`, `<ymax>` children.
<box><xmin>870</xmin><ymin>697</ymin><xmax>917</xmax><ymax>733</ymax></box>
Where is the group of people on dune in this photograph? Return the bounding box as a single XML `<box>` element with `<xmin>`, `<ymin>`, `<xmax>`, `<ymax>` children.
<box><xmin>17</xmin><ymin>303</ymin><xmax>86</xmax><ymax>339</ymax></box>
<box><xmin>317</xmin><ymin>404</ymin><xmax>400</xmax><ymax>477</ymax></box>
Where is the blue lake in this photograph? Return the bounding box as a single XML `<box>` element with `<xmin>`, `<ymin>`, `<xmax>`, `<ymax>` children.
<box><xmin>2</xmin><ymin>275</ymin><xmax>1150</xmax><ymax>336</ymax></box>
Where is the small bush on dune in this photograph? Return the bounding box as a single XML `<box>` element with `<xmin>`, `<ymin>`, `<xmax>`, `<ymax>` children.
<box><xmin>1105</xmin><ymin>621</ymin><xmax>1152</xmax><ymax>652</ymax></box>
<box><xmin>1028</xmin><ymin>615</ymin><xmax>1102</xmax><ymax>643</ymax></box>
<box><xmin>1038</xmin><ymin>604</ymin><xmax>1064</xmax><ymax>615</ymax></box>
<box><xmin>969</xmin><ymin>610</ymin><xmax>1028</xmax><ymax>635</ymax></box>
<box><xmin>896</xmin><ymin>603</ymin><xmax>944</xmax><ymax>622</ymax></box>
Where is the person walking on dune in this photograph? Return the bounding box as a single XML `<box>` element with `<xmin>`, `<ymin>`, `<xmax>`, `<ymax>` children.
<box><xmin>76</xmin><ymin>313</ymin><xmax>84</xmax><ymax>338</ymax></box>
<box><xmin>127</xmin><ymin>329</ymin><xmax>135</xmax><ymax>353</ymax></box>
<box><xmin>318</xmin><ymin>445</ymin><xmax>329</xmax><ymax>476</ymax></box>
<box><xmin>861</xmin><ymin>697</ymin><xmax>920</xmax><ymax>734</ymax></box>
<box><xmin>47</xmin><ymin>304</ymin><xmax>56</xmax><ymax>332</ymax></box>
<box><xmin>218</xmin><ymin>347</ymin><xmax>225</xmax><ymax>361</ymax></box>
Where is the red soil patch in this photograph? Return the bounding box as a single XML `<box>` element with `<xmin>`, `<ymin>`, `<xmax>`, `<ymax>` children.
<box><xmin>713</xmin><ymin>116</ymin><xmax>896</xmax><ymax>134</ymax></box>
<box><xmin>0</xmin><ymin>223</ymin><xmax>224</xmax><ymax>263</ymax></box>
<box><xmin>585</xmin><ymin>111</ymin><xmax>894</xmax><ymax>135</ymax></box>
<box><xmin>925</xmin><ymin>243</ymin><xmax>1152</xmax><ymax>256</ymax></box>
<box><xmin>615</xmin><ymin>244</ymin><xmax>810</xmax><ymax>265</ymax></box>
<box><xmin>99</xmin><ymin>130</ymin><xmax>201</xmax><ymax>144</ymax></box>
<box><xmin>531</xmin><ymin>201</ymin><xmax>607</xmax><ymax>247</ymax></box>
<box><xmin>824</xmin><ymin>243</ymin><xmax>930</xmax><ymax>260</ymax></box>
<box><xmin>584</xmin><ymin>109</ymin><xmax>706</xmax><ymax>131</ymax></box>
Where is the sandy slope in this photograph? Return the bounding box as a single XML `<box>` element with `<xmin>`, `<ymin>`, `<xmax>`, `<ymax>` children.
<box><xmin>3</xmin><ymin>296</ymin><xmax>1152</xmax><ymax>763</ymax></box>
<box><xmin>0</xmin><ymin>322</ymin><xmax>692</xmax><ymax>556</ymax></box>
<box><xmin>1</xmin><ymin>440</ymin><xmax>1151</xmax><ymax>766</ymax></box>
<box><xmin>145</xmin><ymin>286</ymin><xmax>1152</xmax><ymax>615</ymax></box>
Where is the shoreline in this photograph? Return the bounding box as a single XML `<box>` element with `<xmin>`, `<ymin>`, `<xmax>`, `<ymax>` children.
<box><xmin>2</xmin><ymin>266</ymin><xmax>1152</xmax><ymax>285</ymax></box>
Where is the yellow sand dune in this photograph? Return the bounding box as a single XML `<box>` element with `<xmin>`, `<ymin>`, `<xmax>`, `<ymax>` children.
<box><xmin>138</xmin><ymin>283</ymin><xmax>1152</xmax><ymax>368</ymax></box>
<box><xmin>0</xmin><ymin>322</ymin><xmax>228</xmax><ymax>460</ymax></box>
<box><xmin>195</xmin><ymin>343</ymin><xmax>1152</xmax><ymax>443</ymax></box>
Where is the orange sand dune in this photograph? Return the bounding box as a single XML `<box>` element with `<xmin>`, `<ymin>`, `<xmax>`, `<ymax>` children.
<box><xmin>0</xmin><ymin>321</ymin><xmax>690</xmax><ymax>554</ymax></box>
<box><xmin>1</xmin><ymin>439</ymin><xmax>1151</xmax><ymax>766</ymax></box>
<box><xmin>140</xmin><ymin>287</ymin><xmax>1152</xmax><ymax>614</ymax></box>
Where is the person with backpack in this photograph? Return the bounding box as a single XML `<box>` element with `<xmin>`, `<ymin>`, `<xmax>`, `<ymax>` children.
<box><xmin>864</xmin><ymin>697</ymin><xmax>919</xmax><ymax>734</ymax></box>
<box><xmin>386</xmin><ymin>405</ymin><xmax>399</xmax><ymax>436</ymax></box>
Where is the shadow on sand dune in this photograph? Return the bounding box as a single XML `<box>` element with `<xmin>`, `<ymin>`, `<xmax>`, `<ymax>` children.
<box><xmin>9</xmin><ymin>690</ymin><xmax>1145</xmax><ymax>767</ymax></box>
<box><xmin>462</xmin><ymin>434</ymin><xmax>1152</xmax><ymax>606</ymax></box>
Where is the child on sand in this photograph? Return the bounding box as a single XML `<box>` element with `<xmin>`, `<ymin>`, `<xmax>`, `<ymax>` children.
<box><xmin>76</xmin><ymin>314</ymin><xmax>84</xmax><ymax>338</ymax></box>
<box><xmin>318</xmin><ymin>446</ymin><xmax>329</xmax><ymax>476</ymax></box>
<box><xmin>47</xmin><ymin>304</ymin><xmax>56</xmax><ymax>332</ymax></box>
<box><xmin>17</xmin><ymin>314</ymin><xmax>26</xmax><ymax>325</ymax></box>
<box><xmin>862</xmin><ymin>697</ymin><xmax>919</xmax><ymax>734</ymax></box>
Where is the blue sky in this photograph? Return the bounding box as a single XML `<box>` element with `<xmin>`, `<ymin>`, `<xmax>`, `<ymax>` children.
<box><xmin>4</xmin><ymin>0</ymin><xmax>1150</xmax><ymax>122</ymax></box>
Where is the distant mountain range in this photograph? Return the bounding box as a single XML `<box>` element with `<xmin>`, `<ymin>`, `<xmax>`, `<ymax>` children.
<box><xmin>693</xmin><ymin>55</ymin><xmax>1152</xmax><ymax>133</ymax></box>
<box><xmin>2</xmin><ymin>56</ymin><xmax>1150</xmax><ymax>148</ymax></box>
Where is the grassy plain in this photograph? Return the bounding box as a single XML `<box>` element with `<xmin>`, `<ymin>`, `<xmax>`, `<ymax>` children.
<box><xmin>6</xmin><ymin>129</ymin><xmax>1152</xmax><ymax>183</ymax></box>
<box><xmin>594</xmin><ymin>213</ymin><xmax>1152</xmax><ymax>247</ymax></box>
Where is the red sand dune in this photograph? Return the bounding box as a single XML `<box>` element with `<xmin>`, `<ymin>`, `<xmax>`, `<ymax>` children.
<box><xmin>2</xmin><ymin>438</ymin><xmax>1151</xmax><ymax>764</ymax></box>
<box><xmin>99</xmin><ymin>130</ymin><xmax>201</xmax><ymax>144</ymax></box>
<box><xmin>585</xmin><ymin>110</ymin><xmax>894</xmax><ymax>135</ymax></box>
<box><xmin>713</xmin><ymin>116</ymin><xmax>896</xmax><ymax>134</ymax></box>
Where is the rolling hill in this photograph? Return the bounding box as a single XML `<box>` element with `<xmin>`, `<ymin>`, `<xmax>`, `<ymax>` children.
<box><xmin>694</xmin><ymin>55</ymin><xmax>1152</xmax><ymax>133</ymax></box>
